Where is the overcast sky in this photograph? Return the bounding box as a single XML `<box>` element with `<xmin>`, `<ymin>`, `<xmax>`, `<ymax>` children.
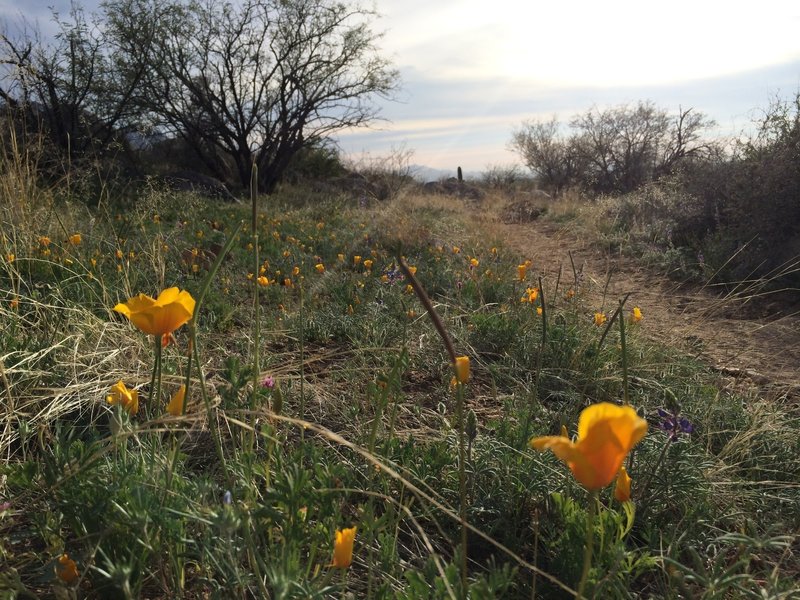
<box><xmin>3</xmin><ymin>0</ymin><xmax>799</xmax><ymax>175</ymax></box>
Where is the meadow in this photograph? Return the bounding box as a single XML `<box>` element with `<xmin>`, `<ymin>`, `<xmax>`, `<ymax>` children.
<box><xmin>1</xmin><ymin>174</ymin><xmax>798</xmax><ymax>599</ymax></box>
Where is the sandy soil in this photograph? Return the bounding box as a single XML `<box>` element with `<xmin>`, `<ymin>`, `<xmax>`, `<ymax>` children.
<box><xmin>496</xmin><ymin>217</ymin><xmax>800</xmax><ymax>400</ymax></box>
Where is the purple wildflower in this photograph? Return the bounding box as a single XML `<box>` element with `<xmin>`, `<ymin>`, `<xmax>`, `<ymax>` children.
<box><xmin>223</xmin><ymin>490</ymin><xmax>232</xmax><ymax>505</ymax></box>
<box><xmin>262</xmin><ymin>376</ymin><xmax>275</xmax><ymax>389</ymax></box>
<box><xmin>657</xmin><ymin>408</ymin><xmax>694</xmax><ymax>441</ymax></box>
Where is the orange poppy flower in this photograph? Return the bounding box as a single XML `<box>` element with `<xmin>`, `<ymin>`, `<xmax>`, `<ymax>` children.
<box><xmin>454</xmin><ymin>356</ymin><xmax>470</xmax><ymax>384</ymax></box>
<box><xmin>530</xmin><ymin>403</ymin><xmax>648</xmax><ymax>490</ymax></box>
<box><xmin>331</xmin><ymin>526</ymin><xmax>357</xmax><ymax>568</ymax></box>
<box><xmin>106</xmin><ymin>380</ymin><xmax>139</xmax><ymax>415</ymax></box>
<box><xmin>167</xmin><ymin>385</ymin><xmax>186</xmax><ymax>416</ymax></box>
<box><xmin>614</xmin><ymin>466</ymin><xmax>632</xmax><ymax>502</ymax></box>
<box><xmin>57</xmin><ymin>553</ymin><xmax>79</xmax><ymax>583</ymax></box>
<box><xmin>113</xmin><ymin>287</ymin><xmax>195</xmax><ymax>338</ymax></box>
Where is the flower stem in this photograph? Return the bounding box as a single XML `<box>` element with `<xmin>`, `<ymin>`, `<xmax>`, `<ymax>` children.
<box><xmin>250</xmin><ymin>163</ymin><xmax>260</xmax><ymax>454</ymax></box>
<box><xmin>147</xmin><ymin>335</ymin><xmax>160</xmax><ymax>416</ymax></box>
<box><xmin>618</xmin><ymin>298</ymin><xmax>629</xmax><ymax>405</ymax></box>
<box><xmin>576</xmin><ymin>490</ymin><xmax>598</xmax><ymax>599</ymax></box>
<box><xmin>456</xmin><ymin>380</ymin><xmax>468</xmax><ymax>595</ymax></box>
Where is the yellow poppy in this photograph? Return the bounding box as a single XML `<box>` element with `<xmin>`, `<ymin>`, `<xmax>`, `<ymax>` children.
<box><xmin>106</xmin><ymin>380</ymin><xmax>139</xmax><ymax>415</ymax></box>
<box><xmin>68</xmin><ymin>233</ymin><xmax>81</xmax><ymax>246</ymax></box>
<box><xmin>113</xmin><ymin>287</ymin><xmax>195</xmax><ymax>338</ymax></box>
<box><xmin>167</xmin><ymin>385</ymin><xmax>186</xmax><ymax>416</ymax></box>
<box><xmin>331</xmin><ymin>526</ymin><xmax>357</xmax><ymax>568</ymax></box>
<box><xmin>593</xmin><ymin>312</ymin><xmax>607</xmax><ymax>326</ymax></box>
<box><xmin>257</xmin><ymin>276</ymin><xmax>270</xmax><ymax>287</ymax></box>
<box><xmin>631</xmin><ymin>307</ymin><xmax>643</xmax><ymax>322</ymax></box>
<box><xmin>614</xmin><ymin>466</ymin><xmax>632</xmax><ymax>502</ymax></box>
<box><xmin>363</xmin><ymin>259</ymin><xmax>373</xmax><ymax>270</ymax></box>
<box><xmin>353</xmin><ymin>255</ymin><xmax>362</xmax><ymax>265</ymax></box>
<box><xmin>530</xmin><ymin>402</ymin><xmax>648</xmax><ymax>490</ymax></box>
<box><xmin>57</xmin><ymin>553</ymin><xmax>79</xmax><ymax>584</ymax></box>
<box><xmin>470</xmin><ymin>258</ymin><xmax>479</xmax><ymax>268</ymax></box>
<box><xmin>517</xmin><ymin>264</ymin><xmax>527</xmax><ymax>281</ymax></box>
<box><xmin>315</xmin><ymin>263</ymin><xmax>325</xmax><ymax>273</ymax></box>
<box><xmin>454</xmin><ymin>356</ymin><xmax>470</xmax><ymax>384</ymax></box>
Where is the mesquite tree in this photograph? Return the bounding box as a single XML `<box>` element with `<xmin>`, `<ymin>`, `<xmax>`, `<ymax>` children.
<box><xmin>106</xmin><ymin>0</ymin><xmax>397</xmax><ymax>192</ymax></box>
<box><xmin>512</xmin><ymin>102</ymin><xmax>715</xmax><ymax>195</ymax></box>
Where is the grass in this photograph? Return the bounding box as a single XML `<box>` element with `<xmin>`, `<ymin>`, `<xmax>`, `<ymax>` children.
<box><xmin>1</xmin><ymin>170</ymin><xmax>799</xmax><ymax>598</ymax></box>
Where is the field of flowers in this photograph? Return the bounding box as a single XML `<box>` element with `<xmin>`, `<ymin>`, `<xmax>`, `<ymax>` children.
<box><xmin>1</xmin><ymin>184</ymin><xmax>798</xmax><ymax>599</ymax></box>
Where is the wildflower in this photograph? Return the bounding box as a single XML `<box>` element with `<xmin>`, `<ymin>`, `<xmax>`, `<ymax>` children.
<box><xmin>614</xmin><ymin>466</ymin><xmax>632</xmax><ymax>502</ymax></box>
<box><xmin>116</xmin><ymin>249</ymin><xmax>124</xmax><ymax>260</ymax></box>
<box><xmin>530</xmin><ymin>402</ymin><xmax>648</xmax><ymax>490</ymax></box>
<box><xmin>167</xmin><ymin>385</ymin><xmax>186</xmax><ymax>416</ymax></box>
<box><xmin>407</xmin><ymin>309</ymin><xmax>416</xmax><ymax>319</ymax></box>
<box><xmin>363</xmin><ymin>259</ymin><xmax>373</xmax><ymax>270</ymax></box>
<box><xmin>470</xmin><ymin>258</ymin><xmax>479</xmax><ymax>268</ymax></box>
<box><xmin>68</xmin><ymin>234</ymin><xmax>81</xmax><ymax>246</ymax></box>
<box><xmin>631</xmin><ymin>306</ymin><xmax>642</xmax><ymax>322</ymax></box>
<box><xmin>10</xmin><ymin>297</ymin><xmax>19</xmax><ymax>310</ymax></box>
<box><xmin>520</xmin><ymin>287</ymin><xmax>539</xmax><ymax>303</ymax></box>
<box><xmin>380</xmin><ymin>274</ymin><xmax>389</xmax><ymax>283</ymax></box>
<box><xmin>536</xmin><ymin>306</ymin><xmax>543</xmax><ymax>315</ymax></box>
<box><xmin>38</xmin><ymin>236</ymin><xmax>51</xmax><ymax>247</ymax></box>
<box><xmin>491</xmin><ymin>247</ymin><xmax>498</xmax><ymax>256</ymax></box>
<box><xmin>292</xmin><ymin>266</ymin><xmax>300</xmax><ymax>276</ymax></box>
<box><xmin>223</xmin><ymin>490</ymin><xmax>232</xmax><ymax>505</ymax></box>
<box><xmin>404</xmin><ymin>284</ymin><xmax>413</xmax><ymax>294</ymax></box>
<box><xmin>106</xmin><ymin>381</ymin><xmax>139</xmax><ymax>415</ymax></box>
<box><xmin>315</xmin><ymin>263</ymin><xmax>325</xmax><ymax>273</ymax></box>
<box><xmin>331</xmin><ymin>526</ymin><xmax>357</xmax><ymax>568</ymax></box>
<box><xmin>565</xmin><ymin>289</ymin><xmax>575</xmax><ymax>300</ymax></box>
<box><xmin>283</xmin><ymin>278</ymin><xmax>293</xmax><ymax>287</ymax></box>
<box><xmin>57</xmin><ymin>553</ymin><xmax>79</xmax><ymax>584</ymax></box>
<box><xmin>258</xmin><ymin>276</ymin><xmax>270</xmax><ymax>287</ymax></box>
<box><xmin>5</xmin><ymin>253</ymin><xmax>14</xmax><ymax>263</ymax></box>
<box><xmin>262</xmin><ymin>375</ymin><xmax>275</xmax><ymax>389</ymax></box>
<box><xmin>657</xmin><ymin>408</ymin><xmax>694</xmax><ymax>441</ymax></box>
<box><xmin>593</xmin><ymin>312</ymin><xmax>607</xmax><ymax>326</ymax></box>
<box><xmin>452</xmin><ymin>246</ymin><xmax>460</xmax><ymax>254</ymax></box>
<box><xmin>454</xmin><ymin>355</ymin><xmax>470</xmax><ymax>384</ymax></box>
<box><xmin>353</xmin><ymin>255</ymin><xmax>362</xmax><ymax>265</ymax></box>
<box><xmin>337</xmin><ymin>253</ymin><xmax>344</xmax><ymax>262</ymax></box>
<box><xmin>113</xmin><ymin>287</ymin><xmax>195</xmax><ymax>341</ymax></box>
<box><xmin>517</xmin><ymin>264</ymin><xmax>527</xmax><ymax>281</ymax></box>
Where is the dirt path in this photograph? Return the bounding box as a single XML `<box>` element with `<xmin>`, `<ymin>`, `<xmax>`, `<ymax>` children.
<box><xmin>497</xmin><ymin>218</ymin><xmax>800</xmax><ymax>399</ymax></box>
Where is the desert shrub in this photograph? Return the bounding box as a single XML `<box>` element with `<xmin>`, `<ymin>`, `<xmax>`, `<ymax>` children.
<box><xmin>678</xmin><ymin>94</ymin><xmax>800</xmax><ymax>288</ymax></box>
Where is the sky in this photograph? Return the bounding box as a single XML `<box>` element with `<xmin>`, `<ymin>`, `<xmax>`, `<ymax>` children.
<box><xmin>3</xmin><ymin>0</ymin><xmax>800</xmax><ymax>176</ymax></box>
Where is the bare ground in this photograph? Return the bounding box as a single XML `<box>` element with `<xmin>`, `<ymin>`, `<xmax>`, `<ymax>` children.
<box><xmin>495</xmin><ymin>217</ymin><xmax>800</xmax><ymax>400</ymax></box>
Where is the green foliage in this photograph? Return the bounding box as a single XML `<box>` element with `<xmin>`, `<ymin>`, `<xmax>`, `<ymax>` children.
<box><xmin>1</xmin><ymin>181</ymin><xmax>798</xmax><ymax>599</ymax></box>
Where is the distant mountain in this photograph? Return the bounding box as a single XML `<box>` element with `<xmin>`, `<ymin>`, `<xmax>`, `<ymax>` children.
<box><xmin>409</xmin><ymin>164</ymin><xmax>451</xmax><ymax>182</ymax></box>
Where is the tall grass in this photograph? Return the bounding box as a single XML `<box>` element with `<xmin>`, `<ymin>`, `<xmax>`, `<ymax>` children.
<box><xmin>1</xmin><ymin>149</ymin><xmax>798</xmax><ymax>598</ymax></box>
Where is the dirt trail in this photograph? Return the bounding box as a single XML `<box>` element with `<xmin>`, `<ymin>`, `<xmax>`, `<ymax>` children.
<box><xmin>498</xmin><ymin>218</ymin><xmax>800</xmax><ymax>399</ymax></box>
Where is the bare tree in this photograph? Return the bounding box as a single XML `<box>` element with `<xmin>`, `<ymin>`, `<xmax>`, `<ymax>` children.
<box><xmin>510</xmin><ymin>117</ymin><xmax>583</xmax><ymax>195</ymax></box>
<box><xmin>0</xmin><ymin>5</ymin><xmax>149</xmax><ymax>161</ymax></box>
<box><xmin>511</xmin><ymin>102</ymin><xmax>715</xmax><ymax>196</ymax></box>
<box><xmin>106</xmin><ymin>0</ymin><xmax>398</xmax><ymax>193</ymax></box>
